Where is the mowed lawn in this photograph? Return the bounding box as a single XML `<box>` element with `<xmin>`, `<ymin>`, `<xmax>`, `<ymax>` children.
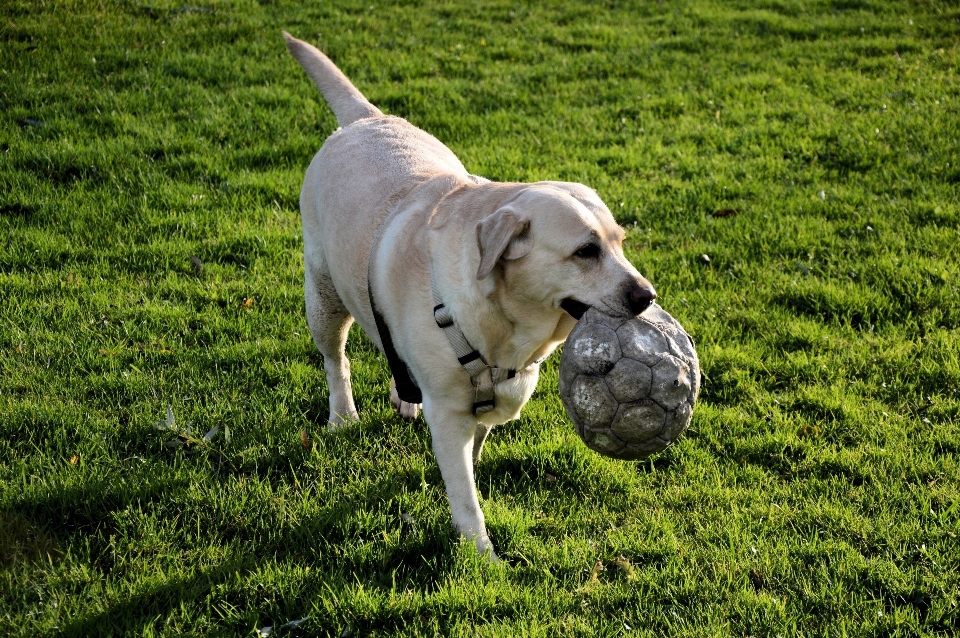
<box><xmin>1</xmin><ymin>0</ymin><xmax>959</xmax><ymax>635</ymax></box>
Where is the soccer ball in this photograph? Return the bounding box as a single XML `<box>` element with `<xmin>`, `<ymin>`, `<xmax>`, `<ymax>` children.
<box><xmin>559</xmin><ymin>303</ymin><xmax>700</xmax><ymax>460</ymax></box>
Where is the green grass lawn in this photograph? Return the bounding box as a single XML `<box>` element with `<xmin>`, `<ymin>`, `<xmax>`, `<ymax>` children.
<box><xmin>2</xmin><ymin>0</ymin><xmax>959</xmax><ymax>635</ymax></box>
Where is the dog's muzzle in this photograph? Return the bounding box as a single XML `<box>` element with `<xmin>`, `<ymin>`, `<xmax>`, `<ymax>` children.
<box><xmin>562</xmin><ymin>281</ymin><xmax>656</xmax><ymax>320</ymax></box>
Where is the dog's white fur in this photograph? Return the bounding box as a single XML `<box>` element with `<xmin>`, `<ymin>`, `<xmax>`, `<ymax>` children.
<box><xmin>284</xmin><ymin>33</ymin><xmax>655</xmax><ymax>558</ymax></box>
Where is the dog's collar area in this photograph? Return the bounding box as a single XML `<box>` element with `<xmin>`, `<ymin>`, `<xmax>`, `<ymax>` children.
<box><xmin>432</xmin><ymin>298</ymin><xmax>530</xmax><ymax>415</ymax></box>
<box><xmin>368</xmin><ymin>186</ymin><xmax>539</xmax><ymax>417</ymax></box>
<box><xmin>431</xmin><ymin>280</ymin><xmax>543</xmax><ymax>415</ymax></box>
<box><xmin>560</xmin><ymin>298</ymin><xmax>590</xmax><ymax>320</ymax></box>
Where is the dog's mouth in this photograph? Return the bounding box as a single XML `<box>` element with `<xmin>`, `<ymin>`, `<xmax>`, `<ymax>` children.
<box><xmin>560</xmin><ymin>298</ymin><xmax>590</xmax><ymax>320</ymax></box>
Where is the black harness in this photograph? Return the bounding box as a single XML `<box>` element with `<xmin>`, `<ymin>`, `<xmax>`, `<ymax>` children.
<box><xmin>366</xmin><ymin>195</ymin><xmax>424</xmax><ymax>406</ymax></box>
<box><xmin>368</xmin><ymin>274</ymin><xmax>423</xmax><ymax>405</ymax></box>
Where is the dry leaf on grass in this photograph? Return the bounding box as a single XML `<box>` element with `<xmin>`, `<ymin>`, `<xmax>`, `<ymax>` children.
<box><xmin>589</xmin><ymin>560</ymin><xmax>604</xmax><ymax>584</ymax></box>
<box><xmin>712</xmin><ymin>208</ymin><xmax>740</xmax><ymax>217</ymax></box>
<box><xmin>615</xmin><ymin>555</ymin><xmax>635</xmax><ymax>580</ymax></box>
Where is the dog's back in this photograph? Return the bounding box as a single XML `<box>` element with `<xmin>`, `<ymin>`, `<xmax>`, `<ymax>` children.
<box><xmin>285</xmin><ymin>34</ymin><xmax>470</xmax><ymax>327</ymax></box>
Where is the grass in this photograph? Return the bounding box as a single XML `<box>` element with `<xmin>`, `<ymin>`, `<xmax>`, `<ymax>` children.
<box><xmin>1</xmin><ymin>0</ymin><xmax>959</xmax><ymax>635</ymax></box>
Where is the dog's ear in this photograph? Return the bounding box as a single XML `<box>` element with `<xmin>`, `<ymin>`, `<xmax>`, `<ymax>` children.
<box><xmin>475</xmin><ymin>207</ymin><xmax>531</xmax><ymax>280</ymax></box>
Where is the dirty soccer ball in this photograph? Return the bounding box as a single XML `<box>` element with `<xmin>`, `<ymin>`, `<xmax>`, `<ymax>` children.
<box><xmin>559</xmin><ymin>304</ymin><xmax>700</xmax><ymax>460</ymax></box>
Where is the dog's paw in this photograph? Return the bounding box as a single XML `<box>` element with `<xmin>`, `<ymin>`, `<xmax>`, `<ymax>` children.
<box><xmin>389</xmin><ymin>397</ymin><xmax>421</xmax><ymax>420</ymax></box>
<box><xmin>398</xmin><ymin>400</ymin><xmax>421</xmax><ymax>420</ymax></box>
<box><xmin>472</xmin><ymin>534</ymin><xmax>500</xmax><ymax>563</ymax></box>
<box><xmin>326</xmin><ymin>411</ymin><xmax>358</xmax><ymax>432</ymax></box>
<box><xmin>390</xmin><ymin>377</ymin><xmax>422</xmax><ymax>420</ymax></box>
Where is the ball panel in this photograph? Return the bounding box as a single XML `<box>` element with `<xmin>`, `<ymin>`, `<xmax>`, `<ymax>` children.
<box><xmin>567</xmin><ymin>323</ymin><xmax>621</xmax><ymax>375</ymax></box>
<box><xmin>611</xmin><ymin>400</ymin><xmax>666</xmax><ymax>443</ymax></box>
<box><xmin>583</xmin><ymin>308</ymin><xmax>627</xmax><ymax>331</ymax></box>
<box><xmin>639</xmin><ymin>303</ymin><xmax>673</xmax><ymax>326</ymax></box>
<box><xmin>579</xmin><ymin>428</ymin><xmax>626</xmax><ymax>456</ymax></box>
<box><xmin>617</xmin><ymin>320</ymin><xmax>667</xmax><ymax>366</ymax></box>
<box><xmin>667</xmin><ymin>330</ymin><xmax>698</xmax><ymax>365</ymax></box>
<box><xmin>649</xmin><ymin>355</ymin><xmax>694</xmax><ymax>410</ymax></box>
<box><xmin>620</xmin><ymin>436</ymin><xmax>672</xmax><ymax>459</ymax></box>
<box><xmin>558</xmin><ymin>347</ymin><xmax>579</xmax><ymax>393</ymax></box>
<box><xmin>568</xmin><ymin>375</ymin><xmax>618</xmax><ymax>428</ymax></box>
<box><xmin>611</xmin><ymin>436</ymin><xmax>672</xmax><ymax>460</ymax></box>
<box><xmin>605</xmin><ymin>358</ymin><xmax>652</xmax><ymax>403</ymax></box>
<box><xmin>663</xmin><ymin>402</ymin><xmax>693</xmax><ymax>440</ymax></box>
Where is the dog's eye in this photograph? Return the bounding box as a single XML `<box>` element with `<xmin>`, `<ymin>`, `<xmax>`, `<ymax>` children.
<box><xmin>573</xmin><ymin>243</ymin><xmax>601</xmax><ymax>259</ymax></box>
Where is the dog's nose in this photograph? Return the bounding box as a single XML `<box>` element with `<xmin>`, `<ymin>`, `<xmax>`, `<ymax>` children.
<box><xmin>626</xmin><ymin>282</ymin><xmax>656</xmax><ymax>315</ymax></box>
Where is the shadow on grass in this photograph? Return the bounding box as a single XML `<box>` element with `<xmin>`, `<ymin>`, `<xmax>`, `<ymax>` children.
<box><xmin>8</xmin><ymin>412</ymin><xmax>687</xmax><ymax>634</ymax></box>
<box><xmin>7</xmin><ymin>441</ymin><xmax>464</xmax><ymax>632</ymax></box>
<box><xmin>7</xmin><ymin>473</ymin><xmax>194</xmax><ymax>573</ymax></box>
<box><xmin>57</xmin><ymin>558</ymin><xmax>257</xmax><ymax>636</ymax></box>
<box><xmin>0</xmin><ymin>511</ymin><xmax>62</xmax><ymax>569</ymax></box>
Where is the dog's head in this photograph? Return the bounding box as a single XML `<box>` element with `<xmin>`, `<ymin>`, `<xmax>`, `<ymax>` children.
<box><xmin>475</xmin><ymin>182</ymin><xmax>655</xmax><ymax>319</ymax></box>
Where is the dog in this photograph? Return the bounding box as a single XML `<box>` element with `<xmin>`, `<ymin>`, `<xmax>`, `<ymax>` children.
<box><xmin>283</xmin><ymin>33</ymin><xmax>656</xmax><ymax>559</ymax></box>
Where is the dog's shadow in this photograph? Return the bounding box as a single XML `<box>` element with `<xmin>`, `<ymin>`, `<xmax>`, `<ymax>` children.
<box><xmin>7</xmin><ymin>415</ymin><xmax>471</xmax><ymax>634</ymax></box>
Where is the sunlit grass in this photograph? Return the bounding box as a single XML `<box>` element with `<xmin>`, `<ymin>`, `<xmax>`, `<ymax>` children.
<box><xmin>1</xmin><ymin>0</ymin><xmax>958</xmax><ymax>635</ymax></box>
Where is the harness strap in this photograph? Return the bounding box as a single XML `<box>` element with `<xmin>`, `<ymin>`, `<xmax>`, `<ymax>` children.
<box><xmin>369</xmin><ymin>280</ymin><xmax>422</xmax><ymax>405</ymax></box>
<box><xmin>431</xmin><ymin>287</ymin><xmax>525</xmax><ymax>415</ymax></box>
<box><xmin>367</xmin><ymin>198</ymin><xmax>423</xmax><ymax>406</ymax></box>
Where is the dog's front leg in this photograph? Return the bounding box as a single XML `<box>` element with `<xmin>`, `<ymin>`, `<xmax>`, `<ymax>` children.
<box><xmin>423</xmin><ymin>401</ymin><xmax>498</xmax><ymax>560</ymax></box>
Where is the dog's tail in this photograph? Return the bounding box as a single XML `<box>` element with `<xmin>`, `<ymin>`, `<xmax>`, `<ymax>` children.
<box><xmin>283</xmin><ymin>32</ymin><xmax>383</xmax><ymax>127</ymax></box>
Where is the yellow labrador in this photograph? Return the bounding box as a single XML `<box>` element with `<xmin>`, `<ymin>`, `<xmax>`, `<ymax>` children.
<box><xmin>284</xmin><ymin>33</ymin><xmax>655</xmax><ymax>559</ymax></box>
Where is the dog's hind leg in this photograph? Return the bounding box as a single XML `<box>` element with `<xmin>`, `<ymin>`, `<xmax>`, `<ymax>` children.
<box><xmin>389</xmin><ymin>377</ymin><xmax>422</xmax><ymax>421</ymax></box>
<box><xmin>305</xmin><ymin>266</ymin><xmax>359</xmax><ymax>428</ymax></box>
<box><xmin>472</xmin><ymin>423</ymin><xmax>493</xmax><ymax>463</ymax></box>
